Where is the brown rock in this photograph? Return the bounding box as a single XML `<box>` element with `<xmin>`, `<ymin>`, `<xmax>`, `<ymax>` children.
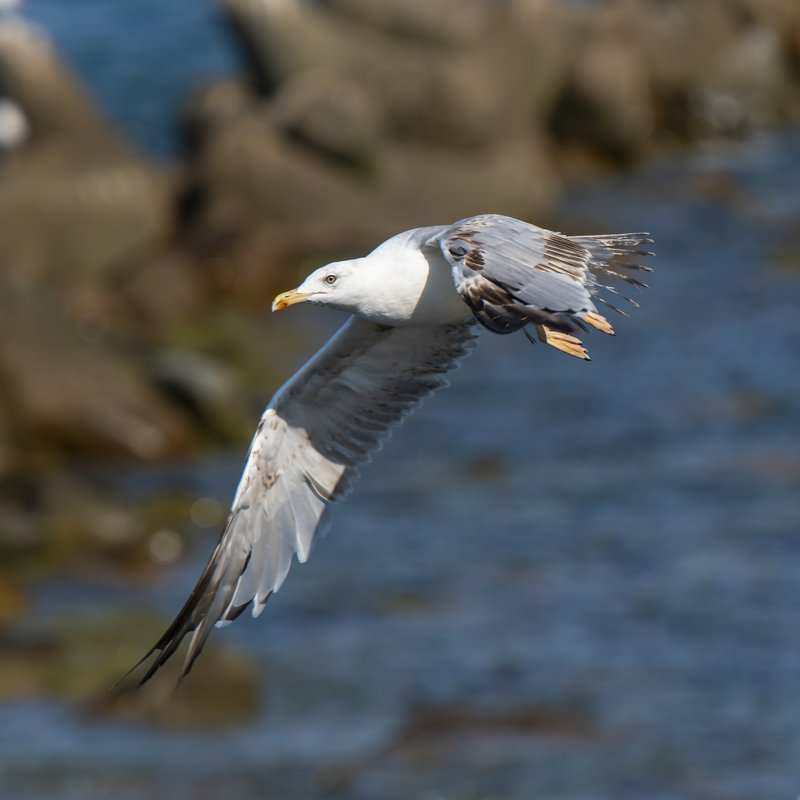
<box><xmin>221</xmin><ymin>0</ymin><xmax>544</xmax><ymax>147</ymax></box>
<box><xmin>0</xmin><ymin>20</ymin><xmax>129</xmax><ymax>157</ymax></box>
<box><xmin>180</xmin><ymin>76</ymin><xmax>257</xmax><ymax>153</ymax></box>
<box><xmin>269</xmin><ymin>70</ymin><xmax>383</xmax><ymax>169</ymax></box>
<box><xmin>221</xmin><ymin>0</ymin><xmax>340</xmax><ymax>93</ymax></box>
<box><xmin>186</xmin><ymin>105</ymin><xmax>558</xmax><ymax>284</ymax></box>
<box><xmin>0</xmin><ymin>149</ymin><xmax>171</xmax><ymax>288</ymax></box>
<box><xmin>690</xmin><ymin>18</ymin><xmax>788</xmax><ymax>134</ymax></box>
<box><xmin>0</xmin><ymin>295</ymin><xmax>192</xmax><ymax>460</ymax></box>
<box><xmin>182</xmin><ymin>0</ymin><xmax>567</xmax><ymax>275</ymax></box>
<box><xmin>0</xmin><ymin>20</ymin><xmax>173</xmax><ymax>296</ymax></box>
<box><xmin>550</xmin><ymin>13</ymin><xmax>655</xmax><ymax>162</ymax></box>
<box><xmin>119</xmin><ymin>251</ymin><xmax>207</xmax><ymax>329</ymax></box>
<box><xmin>320</xmin><ymin>0</ymin><xmax>491</xmax><ymax>46</ymax></box>
<box><xmin>738</xmin><ymin>0</ymin><xmax>800</xmax><ymax>71</ymax></box>
<box><xmin>492</xmin><ymin>0</ymin><xmax>577</xmax><ymax>124</ymax></box>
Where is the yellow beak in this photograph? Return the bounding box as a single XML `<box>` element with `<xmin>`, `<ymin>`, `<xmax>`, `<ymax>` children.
<box><xmin>272</xmin><ymin>288</ymin><xmax>310</xmax><ymax>312</ymax></box>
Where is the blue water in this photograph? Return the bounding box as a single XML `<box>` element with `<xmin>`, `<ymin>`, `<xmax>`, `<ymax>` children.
<box><xmin>22</xmin><ymin>0</ymin><xmax>238</xmax><ymax>156</ymax></box>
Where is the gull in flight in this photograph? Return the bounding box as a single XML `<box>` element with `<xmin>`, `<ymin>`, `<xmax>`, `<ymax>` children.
<box><xmin>132</xmin><ymin>213</ymin><xmax>652</xmax><ymax>684</ymax></box>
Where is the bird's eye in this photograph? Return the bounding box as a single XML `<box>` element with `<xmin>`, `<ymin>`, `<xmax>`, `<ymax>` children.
<box><xmin>324</xmin><ymin>274</ymin><xmax>337</xmax><ymax>285</ymax></box>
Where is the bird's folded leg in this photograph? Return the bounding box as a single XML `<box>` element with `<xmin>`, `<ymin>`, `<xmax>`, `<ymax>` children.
<box><xmin>582</xmin><ymin>311</ymin><xmax>615</xmax><ymax>335</ymax></box>
<box><xmin>535</xmin><ymin>324</ymin><xmax>590</xmax><ymax>360</ymax></box>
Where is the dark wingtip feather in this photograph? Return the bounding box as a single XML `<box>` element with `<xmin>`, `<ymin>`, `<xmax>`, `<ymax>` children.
<box><xmin>574</xmin><ymin>231</ymin><xmax>655</xmax><ymax>312</ymax></box>
<box><xmin>119</xmin><ymin>604</ymin><xmax>203</xmax><ymax>689</ymax></box>
<box><xmin>115</xmin><ymin>534</ymin><xmax>243</xmax><ymax>689</ymax></box>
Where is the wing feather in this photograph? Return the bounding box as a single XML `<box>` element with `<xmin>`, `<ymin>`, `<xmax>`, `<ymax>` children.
<box><xmin>436</xmin><ymin>214</ymin><xmax>653</xmax><ymax>352</ymax></box>
<box><xmin>131</xmin><ymin>316</ymin><xmax>478</xmax><ymax>684</ymax></box>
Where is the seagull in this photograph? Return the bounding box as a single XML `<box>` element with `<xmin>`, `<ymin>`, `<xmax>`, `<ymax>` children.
<box><xmin>132</xmin><ymin>213</ymin><xmax>653</xmax><ymax>684</ymax></box>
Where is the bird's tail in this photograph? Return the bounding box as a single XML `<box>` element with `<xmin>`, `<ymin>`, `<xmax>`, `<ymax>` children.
<box><xmin>575</xmin><ymin>232</ymin><xmax>654</xmax><ymax>316</ymax></box>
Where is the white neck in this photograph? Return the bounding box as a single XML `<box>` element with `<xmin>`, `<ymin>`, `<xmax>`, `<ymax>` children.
<box><xmin>352</xmin><ymin>231</ymin><xmax>470</xmax><ymax>327</ymax></box>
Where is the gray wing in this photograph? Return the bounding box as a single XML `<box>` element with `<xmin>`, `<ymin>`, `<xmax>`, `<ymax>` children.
<box><xmin>435</xmin><ymin>214</ymin><xmax>653</xmax><ymax>358</ymax></box>
<box><xmin>133</xmin><ymin>316</ymin><xmax>478</xmax><ymax>683</ymax></box>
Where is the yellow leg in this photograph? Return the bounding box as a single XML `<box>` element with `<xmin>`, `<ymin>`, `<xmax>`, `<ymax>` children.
<box><xmin>582</xmin><ymin>311</ymin><xmax>615</xmax><ymax>335</ymax></box>
<box><xmin>535</xmin><ymin>324</ymin><xmax>590</xmax><ymax>360</ymax></box>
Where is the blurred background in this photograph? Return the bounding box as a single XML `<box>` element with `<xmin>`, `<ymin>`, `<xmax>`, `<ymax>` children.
<box><xmin>1</xmin><ymin>1</ymin><xmax>800</xmax><ymax>798</ymax></box>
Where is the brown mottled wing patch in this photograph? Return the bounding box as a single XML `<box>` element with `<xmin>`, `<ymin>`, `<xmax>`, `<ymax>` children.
<box><xmin>436</xmin><ymin>214</ymin><xmax>652</xmax><ymax>355</ymax></box>
<box><xmin>457</xmin><ymin>273</ymin><xmax>575</xmax><ymax>334</ymax></box>
<box><xmin>128</xmin><ymin>317</ymin><xmax>478</xmax><ymax>685</ymax></box>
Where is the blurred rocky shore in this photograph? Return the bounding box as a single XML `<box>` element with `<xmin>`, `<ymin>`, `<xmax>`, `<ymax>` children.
<box><xmin>0</xmin><ymin>0</ymin><xmax>799</xmax><ymax>683</ymax></box>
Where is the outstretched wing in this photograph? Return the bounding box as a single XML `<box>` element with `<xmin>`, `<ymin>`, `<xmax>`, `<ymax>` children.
<box><xmin>436</xmin><ymin>214</ymin><xmax>653</xmax><ymax>358</ymax></box>
<box><xmin>132</xmin><ymin>317</ymin><xmax>478</xmax><ymax>684</ymax></box>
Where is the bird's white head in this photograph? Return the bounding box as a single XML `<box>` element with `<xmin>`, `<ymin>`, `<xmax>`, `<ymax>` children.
<box><xmin>272</xmin><ymin>260</ymin><xmax>364</xmax><ymax>314</ymax></box>
<box><xmin>272</xmin><ymin>231</ymin><xmax>446</xmax><ymax>325</ymax></box>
